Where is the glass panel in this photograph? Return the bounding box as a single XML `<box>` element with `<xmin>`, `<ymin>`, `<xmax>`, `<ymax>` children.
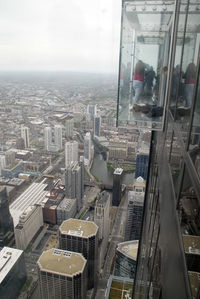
<box><xmin>189</xmin><ymin>66</ymin><xmax>200</xmax><ymax>180</ymax></box>
<box><xmin>178</xmin><ymin>167</ymin><xmax>200</xmax><ymax>299</ymax></box>
<box><xmin>170</xmin><ymin>131</ymin><xmax>183</xmax><ymax>197</ymax></box>
<box><xmin>176</xmin><ymin>1</ymin><xmax>200</xmax><ymax>141</ymax></box>
<box><xmin>169</xmin><ymin>0</ymin><xmax>188</xmax><ymax>118</ymax></box>
<box><xmin>117</xmin><ymin>0</ymin><xmax>175</xmax><ymax>130</ymax></box>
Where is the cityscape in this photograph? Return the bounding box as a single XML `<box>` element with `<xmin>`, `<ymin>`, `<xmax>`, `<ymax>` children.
<box><xmin>0</xmin><ymin>0</ymin><xmax>200</xmax><ymax>299</ymax></box>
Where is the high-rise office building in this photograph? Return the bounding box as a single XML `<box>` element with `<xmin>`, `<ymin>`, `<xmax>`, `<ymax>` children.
<box><xmin>65</xmin><ymin>118</ymin><xmax>74</xmax><ymax>137</ymax></box>
<box><xmin>94</xmin><ymin>191</ymin><xmax>111</xmax><ymax>270</ymax></box>
<box><xmin>114</xmin><ymin>240</ymin><xmax>138</xmax><ymax>279</ymax></box>
<box><xmin>112</xmin><ymin>168</ymin><xmax>123</xmax><ymax>206</ymax></box>
<box><xmin>37</xmin><ymin>248</ymin><xmax>87</xmax><ymax>299</ymax></box>
<box><xmin>21</xmin><ymin>126</ymin><xmax>30</xmax><ymax>148</ymax></box>
<box><xmin>59</xmin><ymin>218</ymin><xmax>98</xmax><ymax>289</ymax></box>
<box><xmin>94</xmin><ymin>191</ymin><xmax>110</xmax><ymax>241</ymax></box>
<box><xmin>125</xmin><ymin>191</ymin><xmax>144</xmax><ymax>241</ymax></box>
<box><xmin>0</xmin><ymin>186</ymin><xmax>14</xmax><ymax>247</ymax></box>
<box><xmin>116</xmin><ymin>1</ymin><xmax>200</xmax><ymax>298</ymax></box>
<box><xmin>65</xmin><ymin>141</ymin><xmax>78</xmax><ymax>168</ymax></box>
<box><xmin>135</xmin><ymin>150</ymin><xmax>149</xmax><ymax>180</ymax></box>
<box><xmin>0</xmin><ymin>247</ymin><xmax>27</xmax><ymax>299</ymax></box>
<box><xmin>54</xmin><ymin>124</ymin><xmax>62</xmax><ymax>150</ymax></box>
<box><xmin>87</xmin><ymin>104</ymin><xmax>97</xmax><ymax>120</ymax></box>
<box><xmin>44</xmin><ymin>126</ymin><xmax>52</xmax><ymax>151</ymax></box>
<box><xmin>65</xmin><ymin>161</ymin><xmax>84</xmax><ymax>211</ymax></box>
<box><xmin>44</xmin><ymin>125</ymin><xmax>62</xmax><ymax>152</ymax></box>
<box><xmin>94</xmin><ymin>116</ymin><xmax>101</xmax><ymax>137</ymax></box>
<box><xmin>84</xmin><ymin>132</ymin><xmax>91</xmax><ymax>166</ymax></box>
<box><xmin>0</xmin><ymin>155</ymin><xmax>6</xmax><ymax>176</ymax></box>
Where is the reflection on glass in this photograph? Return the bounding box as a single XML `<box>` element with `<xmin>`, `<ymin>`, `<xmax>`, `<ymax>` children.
<box><xmin>174</xmin><ymin>2</ymin><xmax>200</xmax><ymax>134</ymax></box>
<box><xmin>178</xmin><ymin>168</ymin><xmax>200</xmax><ymax>299</ymax></box>
<box><xmin>189</xmin><ymin>72</ymin><xmax>200</xmax><ymax>180</ymax></box>
<box><xmin>117</xmin><ymin>0</ymin><xmax>175</xmax><ymax>130</ymax></box>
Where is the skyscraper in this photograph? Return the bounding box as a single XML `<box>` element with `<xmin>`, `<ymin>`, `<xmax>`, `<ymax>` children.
<box><xmin>135</xmin><ymin>150</ymin><xmax>149</xmax><ymax>180</ymax></box>
<box><xmin>112</xmin><ymin>168</ymin><xmax>123</xmax><ymax>206</ymax></box>
<box><xmin>37</xmin><ymin>248</ymin><xmax>87</xmax><ymax>299</ymax></box>
<box><xmin>0</xmin><ymin>247</ymin><xmax>27</xmax><ymax>299</ymax></box>
<box><xmin>65</xmin><ymin>141</ymin><xmax>78</xmax><ymax>168</ymax></box>
<box><xmin>21</xmin><ymin>126</ymin><xmax>30</xmax><ymax>148</ymax></box>
<box><xmin>0</xmin><ymin>186</ymin><xmax>14</xmax><ymax>247</ymax></box>
<box><xmin>44</xmin><ymin>127</ymin><xmax>52</xmax><ymax>151</ymax></box>
<box><xmin>84</xmin><ymin>132</ymin><xmax>91</xmax><ymax>166</ymax></box>
<box><xmin>54</xmin><ymin>124</ymin><xmax>62</xmax><ymax>150</ymax></box>
<box><xmin>59</xmin><ymin>218</ymin><xmax>98</xmax><ymax>289</ymax></box>
<box><xmin>65</xmin><ymin>161</ymin><xmax>84</xmax><ymax>211</ymax></box>
<box><xmin>94</xmin><ymin>116</ymin><xmax>101</xmax><ymax>137</ymax></box>
<box><xmin>94</xmin><ymin>191</ymin><xmax>111</xmax><ymax>269</ymax></box>
<box><xmin>87</xmin><ymin>104</ymin><xmax>97</xmax><ymax>120</ymax></box>
<box><xmin>125</xmin><ymin>187</ymin><xmax>144</xmax><ymax>241</ymax></box>
<box><xmin>65</xmin><ymin>118</ymin><xmax>74</xmax><ymax>137</ymax></box>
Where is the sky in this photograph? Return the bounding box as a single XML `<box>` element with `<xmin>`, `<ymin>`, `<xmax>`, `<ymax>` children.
<box><xmin>0</xmin><ymin>0</ymin><xmax>121</xmax><ymax>73</ymax></box>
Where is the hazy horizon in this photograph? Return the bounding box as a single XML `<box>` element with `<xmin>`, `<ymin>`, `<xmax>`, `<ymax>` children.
<box><xmin>0</xmin><ymin>0</ymin><xmax>121</xmax><ymax>74</ymax></box>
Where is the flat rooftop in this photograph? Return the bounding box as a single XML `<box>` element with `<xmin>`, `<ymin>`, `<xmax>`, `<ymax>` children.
<box><xmin>59</xmin><ymin>218</ymin><xmax>98</xmax><ymax>238</ymax></box>
<box><xmin>188</xmin><ymin>271</ymin><xmax>200</xmax><ymax>299</ymax></box>
<box><xmin>183</xmin><ymin>235</ymin><xmax>200</xmax><ymax>255</ymax></box>
<box><xmin>114</xmin><ymin>168</ymin><xmax>123</xmax><ymax>175</ymax></box>
<box><xmin>117</xmin><ymin>240</ymin><xmax>138</xmax><ymax>260</ymax></box>
<box><xmin>0</xmin><ymin>247</ymin><xmax>23</xmax><ymax>284</ymax></box>
<box><xmin>10</xmin><ymin>180</ymin><xmax>48</xmax><ymax>227</ymax></box>
<box><xmin>105</xmin><ymin>275</ymin><xmax>133</xmax><ymax>299</ymax></box>
<box><xmin>57</xmin><ymin>198</ymin><xmax>76</xmax><ymax>211</ymax></box>
<box><xmin>37</xmin><ymin>248</ymin><xmax>86</xmax><ymax>276</ymax></box>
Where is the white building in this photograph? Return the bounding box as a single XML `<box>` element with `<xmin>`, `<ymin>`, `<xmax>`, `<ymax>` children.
<box><xmin>56</xmin><ymin>198</ymin><xmax>77</xmax><ymax>225</ymax></box>
<box><xmin>15</xmin><ymin>204</ymin><xmax>43</xmax><ymax>250</ymax></box>
<box><xmin>65</xmin><ymin>141</ymin><xmax>78</xmax><ymax>168</ymax></box>
<box><xmin>44</xmin><ymin>125</ymin><xmax>63</xmax><ymax>152</ymax></box>
<box><xmin>10</xmin><ymin>180</ymin><xmax>48</xmax><ymax>226</ymax></box>
<box><xmin>84</xmin><ymin>132</ymin><xmax>91</xmax><ymax>166</ymax></box>
<box><xmin>87</xmin><ymin>104</ymin><xmax>97</xmax><ymax>120</ymax></box>
<box><xmin>65</xmin><ymin>118</ymin><xmax>74</xmax><ymax>137</ymax></box>
<box><xmin>44</xmin><ymin>127</ymin><xmax>52</xmax><ymax>151</ymax></box>
<box><xmin>54</xmin><ymin>125</ymin><xmax>62</xmax><ymax>150</ymax></box>
<box><xmin>21</xmin><ymin>126</ymin><xmax>30</xmax><ymax>148</ymax></box>
<box><xmin>0</xmin><ymin>155</ymin><xmax>6</xmax><ymax>175</ymax></box>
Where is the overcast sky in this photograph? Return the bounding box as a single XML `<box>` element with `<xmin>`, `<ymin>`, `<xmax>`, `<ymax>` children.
<box><xmin>0</xmin><ymin>0</ymin><xmax>121</xmax><ymax>73</ymax></box>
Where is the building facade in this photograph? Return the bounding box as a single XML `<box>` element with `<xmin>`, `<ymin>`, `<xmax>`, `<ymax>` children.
<box><xmin>114</xmin><ymin>240</ymin><xmax>138</xmax><ymax>279</ymax></box>
<box><xmin>15</xmin><ymin>204</ymin><xmax>43</xmax><ymax>250</ymax></box>
<box><xmin>56</xmin><ymin>198</ymin><xmax>77</xmax><ymax>226</ymax></box>
<box><xmin>112</xmin><ymin>168</ymin><xmax>123</xmax><ymax>206</ymax></box>
<box><xmin>59</xmin><ymin>218</ymin><xmax>98</xmax><ymax>289</ymax></box>
<box><xmin>94</xmin><ymin>116</ymin><xmax>101</xmax><ymax>137</ymax></box>
<box><xmin>21</xmin><ymin>125</ymin><xmax>30</xmax><ymax>148</ymax></box>
<box><xmin>37</xmin><ymin>248</ymin><xmax>87</xmax><ymax>299</ymax></box>
<box><xmin>65</xmin><ymin>141</ymin><xmax>78</xmax><ymax>168</ymax></box>
<box><xmin>0</xmin><ymin>247</ymin><xmax>27</xmax><ymax>299</ymax></box>
<box><xmin>84</xmin><ymin>132</ymin><xmax>91</xmax><ymax>166</ymax></box>
<box><xmin>65</xmin><ymin>118</ymin><xmax>74</xmax><ymax>137</ymax></box>
<box><xmin>65</xmin><ymin>161</ymin><xmax>84</xmax><ymax>211</ymax></box>
<box><xmin>0</xmin><ymin>187</ymin><xmax>14</xmax><ymax>247</ymax></box>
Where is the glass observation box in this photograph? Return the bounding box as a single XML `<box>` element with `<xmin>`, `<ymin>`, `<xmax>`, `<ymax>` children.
<box><xmin>117</xmin><ymin>0</ymin><xmax>175</xmax><ymax>130</ymax></box>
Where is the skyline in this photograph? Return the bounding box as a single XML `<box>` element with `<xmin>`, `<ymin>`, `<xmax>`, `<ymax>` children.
<box><xmin>0</xmin><ymin>0</ymin><xmax>121</xmax><ymax>74</ymax></box>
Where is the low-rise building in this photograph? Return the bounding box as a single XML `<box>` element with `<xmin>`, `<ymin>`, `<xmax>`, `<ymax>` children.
<box><xmin>15</xmin><ymin>204</ymin><xmax>43</xmax><ymax>250</ymax></box>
